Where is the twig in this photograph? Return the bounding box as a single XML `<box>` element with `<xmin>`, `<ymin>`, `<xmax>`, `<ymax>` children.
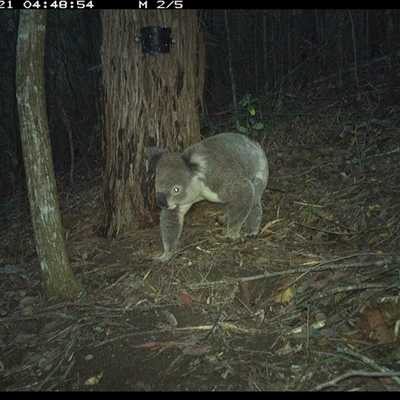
<box><xmin>337</xmin><ymin>346</ymin><xmax>400</xmax><ymax>386</ymax></box>
<box><xmin>314</xmin><ymin>283</ymin><xmax>395</xmax><ymax>299</ymax></box>
<box><xmin>94</xmin><ymin>322</ymin><xmax>262</xmax><ymax>347</ymax></box>
<box><xmin>35</xmin><ymin>333</ymin><xmax>78</xmax><ymax>391</ymax></box>
<box><xmin>62</xmin><ymin>359</ymin><xmax>75</xmax><ymax>382</ymax></box>
<box><xmin>179</xmin><ymin>239</ymin><xmax>209</xmax><ymax>253</ymax></box>
<box><xmin>297</xmin><ymin>222</ymin><xmax>361</xmax><ymax>236</ymax></box>
<box><xmin>187</xmin><ymin>253</ymin><xmax>400</xmax><ymax>289</ymax></box>
<box><xmin>313</xmin><ymin>370</ymin><xmax>400</xmax><ymax>391</ymax></box>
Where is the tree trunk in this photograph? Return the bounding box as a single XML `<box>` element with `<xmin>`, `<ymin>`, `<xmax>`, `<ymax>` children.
<box><xmin>16</xmin><ymin>10</ymin><xmax>81</xmax><ymax>300</ymax></box>
<box><xmin>262</xmin><ymin>10</ymin><xmax>268</xmax><ymax>93</ymax></box>
<box><xmin>336</xmin><ymin>10</ymin><xmax>347</xmax><ymax>91</ymax></box>
<box><xmin>100</xmin><ymin>10</ymin><xmax>205</xmax><ymax>237</ymax></box>
<box><xmin>223</xmin><ymin>10</ymin><xmax>239</xmax><ymax>131</ymax></box>
<box><xmin>386</xmin><ymin>9</ymin><xmax>398</xmax><ymax>104</ymax></box>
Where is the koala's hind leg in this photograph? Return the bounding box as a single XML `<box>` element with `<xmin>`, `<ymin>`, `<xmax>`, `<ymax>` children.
<box><xmin>224</xmin><ymin>179</ymin><xmax>255</xmax><ymax>240</ymax></box>
<box><xmin>243</xmin><ymin>199</ymin><xmax>263</xmax><ymax>236</ymax></box>
<box><xmin>244</xmin><ymin>176</ymin><xmax>267</xmax><ymax>236</ymax></box>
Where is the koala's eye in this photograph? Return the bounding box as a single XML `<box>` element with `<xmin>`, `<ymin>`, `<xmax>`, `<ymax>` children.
<box><xmin>172</xmin><ymin>186</ymin><xmax>180</xmax><ymax>194</ymax></box>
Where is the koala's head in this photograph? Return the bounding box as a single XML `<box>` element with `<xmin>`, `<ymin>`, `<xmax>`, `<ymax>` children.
<box><xmin>146</xmin><ymin>145</ymin><xmax>209</xmax><ymax>210</ymax></box>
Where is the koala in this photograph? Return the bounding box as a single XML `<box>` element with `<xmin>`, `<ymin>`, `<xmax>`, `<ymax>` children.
<box><xmin>146</xmin><ymin>132</ymin><xmax>269</xmax><ymax>263</ymax></box>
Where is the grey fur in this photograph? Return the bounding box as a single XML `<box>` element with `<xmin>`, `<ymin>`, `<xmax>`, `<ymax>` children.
<box><xmin>146</xmin><ymin>133</ymin><xmax>269</xmax><ymax>263</ymax></box>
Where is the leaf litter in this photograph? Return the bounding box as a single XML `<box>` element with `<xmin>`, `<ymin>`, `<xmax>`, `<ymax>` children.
<box><xmin>1</xmin><ymin>80</ymin><xmax>400</xmax><ymax>391</ymax></box>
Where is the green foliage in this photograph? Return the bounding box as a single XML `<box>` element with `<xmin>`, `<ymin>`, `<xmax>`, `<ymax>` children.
<box><xmin>200</xmin><ymin>92</ymin><xmax>282</xmax><ymax>139</ymax></box>
<box><xmin>237</xmin><ymin>93</ymin><xmax>264</xmax><ymax>136</ymax></box>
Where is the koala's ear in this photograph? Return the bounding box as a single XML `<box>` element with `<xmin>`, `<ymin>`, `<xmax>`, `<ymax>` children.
<box><xmin>146</xmin><ymin>147</ymin><xmax>168</xmax><ymax>166</ymax></box>
<box><xmin>182</xmin><ymin>146</ymin><xmax>209</xmax><ymax>179</ymax></box>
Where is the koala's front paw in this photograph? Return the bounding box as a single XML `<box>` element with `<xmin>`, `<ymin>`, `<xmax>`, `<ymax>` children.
<box><xmin>223</xmin><ymin>229</ymin><xmax>241</xmax><ymax>241</ymax></box>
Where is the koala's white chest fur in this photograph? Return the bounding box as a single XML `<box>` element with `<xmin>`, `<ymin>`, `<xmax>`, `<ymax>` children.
<box><xmin>198</xmin><ymin>185</ymin><xmax>222</xmax><ymax>203</ymax></box>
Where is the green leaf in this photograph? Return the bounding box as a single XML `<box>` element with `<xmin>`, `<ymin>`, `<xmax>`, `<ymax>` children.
<box><xmin>253</xmin><ymin>122</ymin><xmax>264</xmax><ymax>130</ymax></box>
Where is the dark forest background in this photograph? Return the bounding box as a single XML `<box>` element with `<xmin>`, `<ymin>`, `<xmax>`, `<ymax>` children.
<box><xmin>0</xmin><ymin>9</ymin><xmax>398</xmax><ymax>193</ymax></box>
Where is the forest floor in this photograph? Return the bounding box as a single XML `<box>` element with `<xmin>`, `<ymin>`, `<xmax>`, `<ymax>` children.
<box><xmin>2</xmin><ymin>69</ymin><xmax>400</xmax><ymax>391</ymax></box>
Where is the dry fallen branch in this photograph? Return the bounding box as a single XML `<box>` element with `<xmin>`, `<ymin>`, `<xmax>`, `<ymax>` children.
<box><xmin>313</xmin><ymin>370</ymin><xmax>400</xmax><ymax>391</ymax></box>
<box><xmin>297</xmin><ymin>222</ymin><xmax>361</xmax><ymax>236</ymax></box>
<box><xmin>314</xmin><ymin>283</ymin><xmax>397</xmax><ymax>299</ymax></box>
<box><xmin>337</xmin><ymin>346</ymin><xmax>400</xmax><ymax>386</ymax></box>
<box><xmin>94</xmin><ymin>321</ymin><xmax>262</xmax><ymax>347</ymax></box>
<box><xmin>187</xmin><ymin>253</ymin><xmax>400</xmax><ymax>289</ymax></box>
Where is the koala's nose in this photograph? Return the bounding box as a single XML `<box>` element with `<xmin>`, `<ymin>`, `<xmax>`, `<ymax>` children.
<box><xmin>156</xmin><ymin>192</ymin><xmax>168</xmax><ymax>209</ymax></box>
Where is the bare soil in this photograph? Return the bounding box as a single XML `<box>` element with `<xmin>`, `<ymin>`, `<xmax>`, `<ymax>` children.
<box><xmin>1</xmin><ymin>81</ymin><xmax>400</xmax><ymax>391</ymax></box>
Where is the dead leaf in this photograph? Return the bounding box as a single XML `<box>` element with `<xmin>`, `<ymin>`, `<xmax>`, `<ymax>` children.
<box><xmin>84</xmin><ymin>372</ymin><xmax>104</xmax><ymax>386</ymax></box>
<box><xmin>192</xmin><ymin>292</ymin><xmax>203</xmax><ymax>303</ymax></box>
<box><xmin>163</xmin><ymin>310</ymin><xmax>178</xmax><ymax>327</ymax></box>
<box><xmin>276</xmin><ymin>341</ymin><xmax>302</xmax><ymax>356</ymax></box>
<box><xmin>180</xmin><ymin>293</ymin><xmax>193</xmax><ymax>308</ymax></box>
<box><xmin>334</xmin><ymin>293</ymin><xmax>345</xmax><ymax>303</ymax></box>
<box><xmin>366</xmin><ymin>204</ymin><xmax>380</xmax><ymax>217</ymax></box>
<box><xmin>367</xmin><ymin>309</ymin><xmax>393</xmax><ymax>343</ymax></box>
<box><xmin>272</xmin><ymin>284</ymin><xmax>297</xmax><ymax>303</ymax></box>
<box><xmin>368</xmin><ymin>234</ymin><xmax>387</xmax><ymax>245</ymax></box>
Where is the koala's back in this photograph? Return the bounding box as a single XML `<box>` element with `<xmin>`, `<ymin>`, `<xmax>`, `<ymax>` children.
<box><xmin>190</xmin><ymin>133</ymin><xmax>269</xmax><ymax>185</ymax></box>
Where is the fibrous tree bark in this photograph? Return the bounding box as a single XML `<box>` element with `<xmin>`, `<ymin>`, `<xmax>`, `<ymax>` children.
<box><xmin>16</xmin><ymin>10</ymin><xmax>81</xmax><ymax>299</ymax></box>
<box><xmin>100</xmin><ymin>10</ymin><xmax>205</xmax><ymax>237</ymax></box>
